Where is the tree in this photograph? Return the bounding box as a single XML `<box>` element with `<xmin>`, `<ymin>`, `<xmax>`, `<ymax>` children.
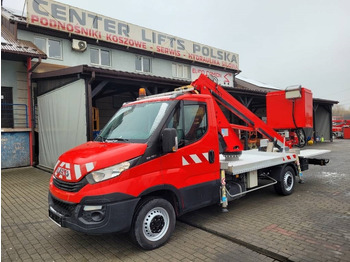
<box><xmin>333</xmin><ymin>105</ymin><xmax>350</xmax><ymax>119</ymax></box>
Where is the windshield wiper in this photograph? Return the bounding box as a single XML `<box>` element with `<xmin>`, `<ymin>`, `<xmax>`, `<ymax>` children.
<box><xmin>105</xmin><ymin>138</ymin><xmax>129</xmax><ymax>142</ymax></box>
<box><xmin>95</xmin><ymin>135</ymin><xmax>106</xmax><ymax>142</ymax></box>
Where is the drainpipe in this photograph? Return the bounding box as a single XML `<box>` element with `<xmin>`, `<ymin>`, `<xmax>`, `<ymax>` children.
<box><xmin>27</xmin><ymin>57</ymin><xmax>33</xmax><ymax>166</ymax></box>
<box><xmin>27</xmin><ymin>57</ymin><xmax>42</xmax><ymax>166</ymax></box>
<box><xmin>29</xmin><ymin>57</ymin><xmax>42</xmax><ymax>73</ymax></box>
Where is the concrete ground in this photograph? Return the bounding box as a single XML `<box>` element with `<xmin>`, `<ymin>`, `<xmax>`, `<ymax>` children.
<box><xmin>2</xmin><ymin>139</ymin><xmax>349</xmax><ymax>261</ymax></box>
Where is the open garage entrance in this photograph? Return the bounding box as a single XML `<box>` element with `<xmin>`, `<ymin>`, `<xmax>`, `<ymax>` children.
<box><xmin>32</xmin><ymin>65</ymin><xmax>189</xmax><ymax>168</ymax></box>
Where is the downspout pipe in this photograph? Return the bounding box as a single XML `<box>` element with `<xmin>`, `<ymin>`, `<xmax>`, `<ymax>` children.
<box><xmin>27</xmin><ymin>57</ymin><xmax>33</xmax><ymax>165</ymax></box>
<box><xmin>27</xmin><ymin>57</ymin><xmax>42</xmax><ymax>166</ymax></box>
<box><xmin>29</xmin><ymin>57</ymin><xmax>42</xmax><ymax>73</ymax></box>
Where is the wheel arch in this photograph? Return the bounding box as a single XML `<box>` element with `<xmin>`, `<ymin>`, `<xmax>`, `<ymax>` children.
<box><xmin>270</xmin><ymin>163</ymin><xmax>297</xmax><ymax>181</ymax></box>
<box><xmin>271</xmin><ymin>163</ymin><xmax>297</xmax><ymax>196</ymax></box>
<box><xmin>137</xmin><ymin>185</ymin><xmax>183</xmax><ymax>216</ymax></box>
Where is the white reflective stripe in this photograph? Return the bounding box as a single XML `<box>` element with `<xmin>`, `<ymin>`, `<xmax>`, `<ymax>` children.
<box><xmin>54</xmin><ymin>161</ymin><xmax>60</xmax><ymax>171</ymax></box>
<box><xmin>86</xmin><ymin>162</ymin><xmax>94</xmax><ymax>172</ymax></box>
<box><xmin>182</xmin><ymin>157</ymin><xmax>189</xmax><ymax>166</ymax></box>
<box><xmin>74</xmin><ymin>164</ymin><xmax>82</xmax><ymax>180</ymax></box>
<box><xmin>60</xmin><ymin>162</ymin><xmax>65</xmax><ymax>167</ymax></box>
<box><xmin>190</xmin><ymin>154</ymin><xmax>202</xmax><ymax>164</ymax></box>
<box><xmin>202</xmin><ymin>152</ymin><xmax>209</xmax><ymax>161</ymax></box>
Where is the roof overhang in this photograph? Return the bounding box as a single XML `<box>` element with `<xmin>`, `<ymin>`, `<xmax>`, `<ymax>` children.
<box><xmin>1</xmin><ymin>16</ymin><xmax>47</xmax><ymax>60</ymax></box>
<box><xmin>313</xmin><ymin>98</ymin><xmax>339</xmax><ymax>105</ymax></box>
<box><xmin>31</xmin><ymin>64</ymin><xmax>190</xmax><ymax>86</ymax></box>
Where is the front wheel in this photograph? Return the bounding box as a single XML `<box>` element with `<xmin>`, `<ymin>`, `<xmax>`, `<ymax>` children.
<box><xmin>131</xmin><ymin>198</ymin><xmax>176</xmax><ymax>250</ymax></box>
<box><xmin>274</xmin><ymin>166</ymin><xmax>296</xmax><ymax>196</ymax></box>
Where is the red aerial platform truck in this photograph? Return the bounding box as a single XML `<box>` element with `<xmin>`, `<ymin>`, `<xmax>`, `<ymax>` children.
<box><xmin>49</xmin><ymin>74</ymin><xmax>329</xmax><ymax>249</ymax></box>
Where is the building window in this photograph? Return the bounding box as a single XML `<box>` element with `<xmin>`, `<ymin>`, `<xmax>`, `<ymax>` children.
<box><xmin>90</xmin><ymin>48</ymin><xmax>111</xmax><ymax>66</ymax></box>
<box><xmin>34</xmin><ymin>37</ymin><xmax>62</xmax><ymax>59</ymax></box>
<box><xmin>135</xmin><ymin>56</ymin><xmax>151</xmax><ymax>73</ymax></box>
<box><xmin>172</xmin><ymin>63</ymin><xmax>190</xmax><ymax>79</ymax></box>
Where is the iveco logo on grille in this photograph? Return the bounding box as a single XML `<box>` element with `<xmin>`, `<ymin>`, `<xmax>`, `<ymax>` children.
<box><xmin>56</xmin><ymin>167</ymin><xmax>71</xmax><ymax>178</ymax></box>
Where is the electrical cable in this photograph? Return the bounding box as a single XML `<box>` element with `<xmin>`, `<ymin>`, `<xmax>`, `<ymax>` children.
<box><xmin>291</xmin><ymin>88</ymin><xmax>306</xmax><ymax>148</ymax></box>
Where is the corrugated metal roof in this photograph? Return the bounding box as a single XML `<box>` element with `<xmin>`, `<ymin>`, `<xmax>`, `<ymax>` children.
<box><xmin>235</xmin><ymin>75</ymin><xmax>280</xmax><ymax>94</ymax></box>
<box><xmin>1</xmin><ymin>36</ymin><xmax>9</xmax><ymax>44</ymax></box>
<box><xmin>1</xmin><ymin>25</ymin><xmax>47</xmax><ymax>58</ymax></box>
<box><xmin>236</xmin><ymin>75</ymin><xmax>338</xmax><ymax>104</ymax></box>
<box><xmin>1</xmin><ymin>7</ymin><xmax>26</xmax><ymax>23</ymax></box>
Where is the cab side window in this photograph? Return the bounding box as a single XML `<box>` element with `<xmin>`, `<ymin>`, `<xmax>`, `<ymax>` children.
<box><xmin>167</xmin><ymin>103</ymin><xmax>207</xmax><ymax>147</ymax></box>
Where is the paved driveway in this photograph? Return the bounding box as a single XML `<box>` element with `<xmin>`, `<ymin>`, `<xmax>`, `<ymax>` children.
<box><xmin>2</xmin><ymin>139</ymin><xmax>349</xmax><ymax>261</ymax></box>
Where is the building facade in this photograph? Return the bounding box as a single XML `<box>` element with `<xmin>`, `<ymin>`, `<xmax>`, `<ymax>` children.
<box><xmin>1</xmin><ymin>7</ymin><xmax>47</xmax><ymax>168</ymax></box>
<box><xmin>1</xmin><ymin>0</ymin><xmax>336</xmax><ymax>169</ymax></box>
<box><xmin>2</xmin><ymin>0</ymin><xmax>239</xmax><ymax>169</ymax></box>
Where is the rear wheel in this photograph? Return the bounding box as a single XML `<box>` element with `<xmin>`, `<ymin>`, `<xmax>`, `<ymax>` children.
<box><xmin>274</xmin><ymin>166</ymin><xmax>296</xmax><ymax>195</ymax></box>
<box><xmin>131</xmin><ymin>198</ymin><xmax>175</xmax><ymax>250</ymax></box>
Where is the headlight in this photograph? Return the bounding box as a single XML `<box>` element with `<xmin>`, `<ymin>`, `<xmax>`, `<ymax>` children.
<box><xmin>86</xmin><ymin>161</ymin><xmax>130</xmax><ymax>184</ymax></box>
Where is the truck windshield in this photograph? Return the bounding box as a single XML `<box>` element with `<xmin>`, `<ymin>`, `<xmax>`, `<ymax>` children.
<box><xmin>97</xmin><ymin>101</ymin><xmax>170</xmax><ymax>142</ymax></box>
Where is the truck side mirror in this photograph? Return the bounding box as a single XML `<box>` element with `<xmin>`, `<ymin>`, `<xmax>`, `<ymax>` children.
<box><xmin>162</xmin><ymin>128</ymin><xmax>178</xmax><ymax>153</ymax></box>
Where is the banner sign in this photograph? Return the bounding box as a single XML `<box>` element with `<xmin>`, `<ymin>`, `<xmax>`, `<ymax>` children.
<box><xmin>191</xmin><ymin>66</ymin><xmax>234</xmax><ymax>87</ymax></box>
<box><xmin>27</xmin><ymin>0</ymin><xmax>239</xmax><ymax>70</ymax></box>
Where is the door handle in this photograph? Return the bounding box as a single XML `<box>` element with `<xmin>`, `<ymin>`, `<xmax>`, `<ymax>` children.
<box><xmin>209</xmin><ymin>150</ymin><xmax>215</xmax><ymax>164</ymax></box>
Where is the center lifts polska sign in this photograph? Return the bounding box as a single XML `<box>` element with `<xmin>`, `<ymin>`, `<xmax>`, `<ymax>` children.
<box><xmin>27</xmin><ymin>0</ymin><xmax>239</xmax><ymax>70</ymax></box>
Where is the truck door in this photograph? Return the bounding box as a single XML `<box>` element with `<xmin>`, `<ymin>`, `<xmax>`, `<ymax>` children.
<box><xmin>161</xmin><ymin>100</ymin><xmax>220</xmax><ymax>213</ymax></box>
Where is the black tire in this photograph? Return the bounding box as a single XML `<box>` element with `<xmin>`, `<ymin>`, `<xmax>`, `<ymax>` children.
<box><xmin>274</xmin><ymin>166</ymin><xmax>296</xmax><ymax>196</ymax></box>
<box><xmin>296</xmin><ymin>128</ymin><xmax>306</xmax><ymax>148</ymax></box>
<box><xmin>131</xmin><ymin>197</ymin><xmax>176</xmax><ymax>250</ymax></box>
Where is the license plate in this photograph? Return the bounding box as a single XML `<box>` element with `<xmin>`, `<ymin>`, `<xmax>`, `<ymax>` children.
<box><xmin>49</xmin><ymin>207</ymin><xmax>63</xmax><ymax>227</ymax></box>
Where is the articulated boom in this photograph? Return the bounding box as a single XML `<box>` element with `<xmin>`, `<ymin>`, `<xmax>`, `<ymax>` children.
<box><xmin>191</xmin><ymin>74</ymin><xmax>289</xmax><ymax>154</ymax></box>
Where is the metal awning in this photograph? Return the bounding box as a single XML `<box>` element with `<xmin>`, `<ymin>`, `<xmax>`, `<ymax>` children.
<box><xmin>1</xmin><ymin>25</ymin><xmax>47</xmax><ymax>59</ymax></box>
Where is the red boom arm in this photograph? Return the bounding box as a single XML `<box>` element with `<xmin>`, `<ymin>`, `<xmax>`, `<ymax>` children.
<box><xmin>191</xmin><ymin>74</ymin><xmax>288</xmax><ymax>156</ymax></box>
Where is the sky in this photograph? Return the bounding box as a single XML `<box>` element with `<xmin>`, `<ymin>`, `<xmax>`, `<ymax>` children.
<box><xmin>3</xmin><ymin>0</ymin><xmax>350</xmax><ymax>107</ymax></box>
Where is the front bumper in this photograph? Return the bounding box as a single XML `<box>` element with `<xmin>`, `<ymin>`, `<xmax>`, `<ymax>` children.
<box><xmin>48</xmin><ymin>192</ymin><xmax>140</xmax><ymax>234</ymax></box>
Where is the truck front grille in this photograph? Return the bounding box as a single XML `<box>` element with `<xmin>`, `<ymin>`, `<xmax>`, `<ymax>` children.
<box><xmin>53</xmin><ymin>177</ymin><xmax>88</xmax><ymax>192</ymax></box>
<box><xmin>51</xmin><ymin>196</ymin><xmax>77</xmax><ymax>216</ymax></box>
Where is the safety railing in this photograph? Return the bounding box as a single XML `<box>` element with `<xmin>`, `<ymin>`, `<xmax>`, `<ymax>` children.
<box><xmin>1</xmin><ymin>103</ymin><xmax>28</xmax><ymax>128</ymax></box>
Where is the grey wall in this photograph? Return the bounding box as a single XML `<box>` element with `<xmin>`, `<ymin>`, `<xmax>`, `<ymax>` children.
<box><xmin>17</xmin><ymin>30</ymin><xmax>191</xmax><ymax>81</ymax></box>
<box><xmin>1</xmin><ymin>60</ymin><xmax>27</xmax><ymax>105</ymax></box>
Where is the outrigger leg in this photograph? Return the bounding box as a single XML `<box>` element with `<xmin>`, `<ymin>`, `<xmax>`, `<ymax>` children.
<box><xmin>220</xmin><ymin>170</ymin><xmax>229</xmax><ymax>212</ymax></box>
<box><xmin>295</xmin><ymin>155</ymin><xmax>305</xmax><ymax>184</ymax></box>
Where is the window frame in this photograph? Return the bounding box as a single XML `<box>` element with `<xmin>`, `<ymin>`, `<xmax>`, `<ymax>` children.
<box><xmin>166</xmin><ymin>101</ymin><xmax>208</xmax><ymax>148</ymax></box>
<box><xmin>34</xmin><ymin>36</ymin><xmax>63</xmax><ymax>60</ymax></box>
<box><xmin>172</xmin><ymin>63</ymin><xmax>190</xmax><ymax>79</ymax></box>
<box><xmin>90</xmin><ymin>47</ymin><xmax>112</xmax><ymax>67</ymax></box>
<box><xmin>135</xmin><ymin>55</ymin><xmax>152</xmax><ymax>73</ymax></box>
